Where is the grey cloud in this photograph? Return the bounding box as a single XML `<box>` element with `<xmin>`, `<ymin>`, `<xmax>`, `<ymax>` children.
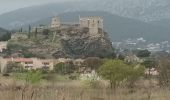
<box><xmin>0</xmin><ymin>0</ymin><xmax>79</xmax><ymax>15</ymax></box>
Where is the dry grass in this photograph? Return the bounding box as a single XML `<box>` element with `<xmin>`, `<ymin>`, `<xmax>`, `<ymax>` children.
<box><xmin>0</xmin><ymin>87</ymin><xmax>170</xmax><ymax>100</ymax></box>
<box><xmin>0</xmin><ymin>77</ymin><xmax>169</xmax><ymax>100</ymax></box>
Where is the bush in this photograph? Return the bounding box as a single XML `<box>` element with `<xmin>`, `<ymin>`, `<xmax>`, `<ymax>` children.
<box><xmin>26</xmin><ymin>71</ymin><xmax>43</xmax><ymax>84</ymax></box>
<box><xmin>42</xmin><ymin>74</ymin><xmax>56</xmax><ymax>81</ymax></box>
<box><xmin>69</xmin><ymin>73</ymin><xmax>79</xmax><ymax>80</ymax></box>
<box><xmin>83</xmin><ymin>57</ymin><xmax>104</xmax><ymax>70</ymax></box>
<box><xmin>23</xmin><ymin>52</ymin><xmax>36</xmax><ymax>58</ymax></box>
<box><xmin>7</xmin><ymin>43</ymin><xmax>27</xmax><ymax>51</ymax></box>
<box><xmin>127</xmin><ymin>64</ymin><xmax>145</xmax><ymax>89</ymax></box>
<box><xmin>16</xmin><ymin>70</ymin><xmax>43</xmax><ymax>84</ymax></box>
<box><xmin>82</xmin><ymin>80</ymin><xmax>101</xmax><ymax>89</ymax></box>
<box><xmin>4</xmin><ymin>62</ymin><xmax>23</xmax><ymax>73</ymax></box>
<box><xmin>54</xmin><ymin>62</ymin><xmax>75</xmax><ymax>74</ymax></box>
<box><xmin>2</xmin><ymin>73</ymin><xmax>10</xmax><ymax>77</ymax></box>
<box><xmin>0</xmin><ymin>32</ymin><xmax>11</xmax><ymax>41</ymax></box>
<box><xmin>99</xmin><ymin>59</ymin><xmax>144</xmax><ymax>89</ymax></box>
<box><xmin>158</xmin><ymin>58</ymin><xmax>170</xmax><ymax>88</ymax></box>
<box><xmin>136</xmin><ymin>49</ymin><xmax>151</xmax><ymax>58</ymax></box>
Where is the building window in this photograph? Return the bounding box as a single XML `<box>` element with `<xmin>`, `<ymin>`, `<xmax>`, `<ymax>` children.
<box><xmin>25</xmin><ymin>66</ymin><xmax>33</xmax><ymax>68</ymax></box>
<box><xmin>25</xmin><ymin>62</ymin><xmax>33</xmax><ymax>64</ymax></box>
<box><xmin>42</xmin><ymin>62</ymin><xmax>50</xmax><ymax>65</ymax></box>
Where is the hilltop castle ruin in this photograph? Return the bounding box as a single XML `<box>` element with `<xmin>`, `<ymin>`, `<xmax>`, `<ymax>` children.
<box><xmin>79</xmin><ymin>16</ymin><xmax>103</xmax><ymax>36</ymax></box>
<box><xmin>51</xmin><ymin>16</ymin><xmax>61</xmax><ymax>29</ymax></box>
<box><xmin>49</xmin><ymin>16</ymin><xmax>104</xmax><ymax>37</ymax></box>
<box><xmin>28</xmin><ymin>16</ymin><xmax>105</xmax><ymax>40</ymax></box>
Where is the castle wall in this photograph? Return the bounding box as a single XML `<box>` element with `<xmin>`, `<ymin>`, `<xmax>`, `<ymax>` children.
<box><xmin>51</xmin><ymin>17</ymin><xmax>61</xmax><ymax>28</ymax></box>
<box><xmin>11</xmin><ymin>33</ymin><xmax>28</xmax><ymax>40</ymax></box>
<box><xmin>79</xmin><ymin>17</ymin><xmax>103</xmax><ymax>37</ymax></box>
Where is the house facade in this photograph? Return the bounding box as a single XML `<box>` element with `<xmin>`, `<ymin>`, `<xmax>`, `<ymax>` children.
<box><xmin>0</xmin><ymin>42</ymin><xmax>7</xmax><ymax>52</ymax></box>
<box><xmin>0</xmin><ymin>57</ymin><xmax>54</xmax><ymax>73</ymax></box>
<box><xmin>0</xmin><ymin>57</ymin><xmax>82</xmax><ymax>73</ymax></box>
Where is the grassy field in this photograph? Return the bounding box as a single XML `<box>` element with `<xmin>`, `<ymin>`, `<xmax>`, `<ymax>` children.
<box><xmin>0</xmin><ymin>76</ymin><xmax>169</xmax><ymax>100</ymax></box>
<box><xmin>0</xmin><ymin>85</ymin><xmax>170</xmax><ymax>100</ymax></box>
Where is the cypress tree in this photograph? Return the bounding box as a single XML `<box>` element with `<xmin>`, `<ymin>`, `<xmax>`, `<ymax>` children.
<box><xmin>28</xmin><ymin>25</ymin><xmax>31</xmax><ymax>39</ymax></box>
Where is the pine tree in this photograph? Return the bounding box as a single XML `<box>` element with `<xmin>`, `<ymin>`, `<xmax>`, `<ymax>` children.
<box><xmin>34</xmin><ymin>27</ymin><xmax>38</xmax><ymax>38</ymax></box>
<box><xmin>20</xmin><ymin>27</ymin><xmax>23</xmax><ymax>33</ymax></box>
<box><xmin>28</xmin><ymin>25</ymin><xmax>31</xmax><ymax>39</ymax></box>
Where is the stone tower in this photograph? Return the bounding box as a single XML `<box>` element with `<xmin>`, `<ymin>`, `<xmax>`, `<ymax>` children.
<box><xmin>79</xmin><ymin>16</ymin><xmax>103</xmax><ymax>37</ymax></box>
<box><xmin>51</xmin><ymin>16</ymin><xmax>61</xmax><ymax>29</ymax></box>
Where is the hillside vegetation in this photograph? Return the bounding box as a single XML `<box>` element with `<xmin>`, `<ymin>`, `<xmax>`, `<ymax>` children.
<box><xmin>6</xmin><ymin>27</ymin><xmax>114</xmax><ymax>59</ymax></box>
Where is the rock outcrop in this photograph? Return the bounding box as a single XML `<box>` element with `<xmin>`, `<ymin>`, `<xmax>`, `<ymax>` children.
<box><xmin>53</xmin><ymin>27</ymin><xmax>114</xmax><ymax>58</ymax></box>
<box><xmin>7</xmin><ymin>27</ymin><xmax>114</xmax><ymax>59</ymax></box>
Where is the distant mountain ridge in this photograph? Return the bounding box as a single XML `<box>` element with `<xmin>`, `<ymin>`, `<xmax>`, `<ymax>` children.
<box><xmin>28</xmin><ymin>11</ymin><xmax>170</xmax><ymax>42</ymax></box>
<box><xmin>89</xmin><ymin>0</ymin><xmax>170</xmax><ymax>22</ymax></box>
<box><xmin>1</xmin><ymin>0</ymin><xmax>170</xmax><ymax>42</ymax></box>
<box><xmin>0</xmin><ymin>27</ymin><xmax>8</xmax><ymax>35</ymax></box>
<box><xmin>1</xmin><ymin>0</ymin><xmax>170</xmax><ymax>29</ymax></box>
<box><xmin>0</xmin><ymin>27</ymin><xmax>7</xmax><ymax>32</ymax></box>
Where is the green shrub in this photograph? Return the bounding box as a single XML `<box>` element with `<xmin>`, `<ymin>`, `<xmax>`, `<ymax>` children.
<box><xmin>82</xmin><ymin>80</ymin><xmax>101</xmax><ymax>89</ymax></box>
<box><xmin>4</xmin><ymin>62</ymin><xmax>24</xmax><ymax>73</ymax></box>
<box><xmin>54</xmin><ymin>62</ymin><xmax>75</xmax><ymax>74</ymax></box>
<box><xmin>26</xmin><ymin>71</ymin><xmax>43</xmax><ymax>84</ymax></box>
<box><xmin>99</xmin><ymin>59</ymin><xmax>144</xmax><ymax>89</ymax></box>
<box><xmin>15</xmin><ymin>70</ymin><xmax>43</xmax><ymax>84</ymax></box>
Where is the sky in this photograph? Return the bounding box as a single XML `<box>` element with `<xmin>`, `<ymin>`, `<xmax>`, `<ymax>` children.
<box><xmin>0</xmin><ymin>0</ymin><xmax>78</xmax><ymax>15</ymax></box>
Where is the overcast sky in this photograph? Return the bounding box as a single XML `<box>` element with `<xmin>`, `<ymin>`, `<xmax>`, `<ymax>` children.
<box><xmin>0</xmin><ymin>0</ymin><xmax>78</xmax><ymax>15</ymax></box>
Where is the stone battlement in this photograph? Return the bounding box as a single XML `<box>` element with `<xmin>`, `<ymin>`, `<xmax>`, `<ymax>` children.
<box><xmin>31</xmin><ymin>16</ymin><xmax>104</xmax><ymax>38</ymax></box>
<box><xmin>79</xmin><ymin>16</ymin><xmax>103</xmax><ymax>36</ymax></box>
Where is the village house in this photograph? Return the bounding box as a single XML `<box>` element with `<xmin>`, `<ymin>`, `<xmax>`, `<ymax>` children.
<box><xmin>145</xmin><ymin>68</ymin><xmax>159</xmax><ymax>76</ymax></box>
<box><xmin>0</xmin><ymin>57</ymin><xmax>54</xmax><ymax>73</ymax></box>
<box><xmin>0</xmin><ymin>57</ymin><xmax>83</xmax><ymax>73</ymax></box>
<box><xmin>0</xmin><ymin>41</ymin><xmax>7</xmax><ymax>52</ymax></box>
<box><xmin>51</xmin><ymin>16</ymin><xmax>61</xmax><ymax>29</ymax></box>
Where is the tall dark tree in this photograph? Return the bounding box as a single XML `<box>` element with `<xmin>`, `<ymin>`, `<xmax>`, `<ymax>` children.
<box><xmin>28</xmin><ymin>25</ymin><xmax>31</xmax><ymax>39</ymax></box>
<box><xmin>20</xmin><ymin>27</ymin><xmax>23</xmax><ymax>33</ymax></box>
<box><xmin>34</xmin><ymin>27</ymin><xmax>38</xmax><ymax>38</ymax></box>
<box><xmin>0</xmin><ymin>32</ymin><xmax>11</xmax><ymax>41</ymax></box>
<box><xmin>136</xmin><ymin>49</ymin><xmax>151</xmax><ymax>58</ymax></box>
<box><xmin>83</xmin><ymin>57</ymin><xmax>103</xmax><ymax>70</ymax></box>
<box><xmin>42</xmin><ymin>29</ymin><xmax>50</xmax><ymax>35</ymax></box>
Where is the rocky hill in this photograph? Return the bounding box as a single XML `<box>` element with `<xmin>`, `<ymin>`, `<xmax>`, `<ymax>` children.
<box><xmin>6</xmin><ymin>27</ymin><xmax>114</xmax><ymax>59</ymax></box>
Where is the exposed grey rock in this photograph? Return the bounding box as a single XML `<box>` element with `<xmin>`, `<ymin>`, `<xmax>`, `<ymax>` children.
<box><xmin>53</xmin><ymin>27</ymin><xmax>115</xmax><ymax>58</ymax></box>
<box><xmin>7</xmin><ymin>27</ymin><xmax>114</xmax><ymax>59</ymax></box>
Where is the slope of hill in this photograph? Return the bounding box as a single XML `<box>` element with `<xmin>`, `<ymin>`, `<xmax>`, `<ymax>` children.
<box><xmin>0</xmin><ymin>27</ymin><xmax>10</xmax><ymax>41</ymax></box>
<box><xmin>0</xmin><ymin>27</ymin><xmax>7</xmax><ymax>33</ymax></box>
<box><xmin>150</xmin><ymin>19</ymin><xmax>170</xmax><ymax>28</ymax></box>
<box><xmin>7</xmin><ymin>27</ymin><xmax>114</xmax><ymax>59</ymax></box>
<box><xmin>89</xmin><ymin>0</ymin><xmax>170</xmax><ymax>22</ymax></box>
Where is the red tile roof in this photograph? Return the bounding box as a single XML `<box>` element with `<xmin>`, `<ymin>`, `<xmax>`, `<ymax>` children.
<box><xmin>5</xmin><ymin>58</ymin><xmax>33</xmax><ymax>62</ymax></box>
